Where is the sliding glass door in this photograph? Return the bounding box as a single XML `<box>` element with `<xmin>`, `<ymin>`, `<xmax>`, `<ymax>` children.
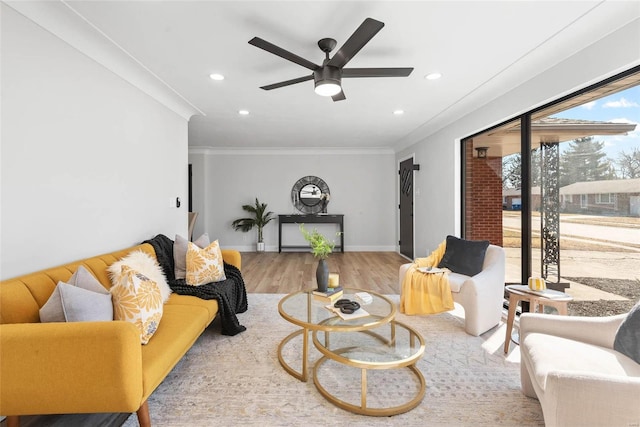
<box><xmin>462</xmin><ymin>67</ymin><xmax>639</xmax><ymax>316</ymax></box>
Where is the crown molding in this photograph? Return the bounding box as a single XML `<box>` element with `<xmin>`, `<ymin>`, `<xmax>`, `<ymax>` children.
<box><xmin>188</xmin><ymin>146</ymin><xmax>395</xmax><ymax>156</ymax></box>
<box><xmin>3</xmin><ymin>0</ymin><xmax>203</xmax><ymax>121</ymax></box>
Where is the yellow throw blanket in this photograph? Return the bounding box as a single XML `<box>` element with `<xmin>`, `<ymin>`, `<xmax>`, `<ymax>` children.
<box><xmin>400</xmin><ymin>240</ymin><xmax>454</xmax><ymax>315</ymax></box>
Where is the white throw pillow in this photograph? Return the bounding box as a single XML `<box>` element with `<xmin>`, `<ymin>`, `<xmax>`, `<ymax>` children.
<box><xmin>108</xmin><ymin>250</ymin><xmax>171</xmax><ymax>303</ymax></box>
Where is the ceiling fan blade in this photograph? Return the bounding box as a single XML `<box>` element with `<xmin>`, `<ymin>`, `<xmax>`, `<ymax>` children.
<box><xmin>260</xmin><ymin>75</ymin><xmax>314</xmax><ymax>91</ymax></box>
<box><xmin>327</xmin><ymin>18</ymin><xmax>385</xmax><ymax>69</ymax></box>
<box><xmin>249</xmin><ymin>37</ymin><xmax>319</xmax><ymax>71</ymax></box>
<box><xmin>332</xmin><ymin>90</ymin><xmax>346</xmax><ymax>102</ymax></box>
<box><xmin>343</xmin><ymin>68</ymin><xmax>414</xmax><ymax>78</ymax></box>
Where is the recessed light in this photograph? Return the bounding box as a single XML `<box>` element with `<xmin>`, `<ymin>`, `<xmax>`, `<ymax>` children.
<box><xmin>393</xmin><ymin>110</ymin><xmax>405</xmax><ymax>115</ymax></box>
<box><xmin>238</xmin><ymin>110</ymin><xmax>249</xmax><ymax>115</ymax></box>
<box><xmin>209</xmin><ymin>73</ymin><xmax>225</xmax><ymax>81</ymax></box>
<box><xmin>425</xmin><ymin>72</ymin><xmax>442</xmax><ymax>80</ymax></box>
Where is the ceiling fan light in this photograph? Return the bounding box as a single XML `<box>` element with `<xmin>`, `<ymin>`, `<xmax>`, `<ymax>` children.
<box><xmin>314</xmin><ymin>81</ymin><xmax>342</xmax><ymax>97</ymax></box>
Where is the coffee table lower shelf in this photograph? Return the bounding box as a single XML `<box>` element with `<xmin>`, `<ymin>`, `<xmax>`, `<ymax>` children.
<box><xmin>311</xmin><ymin>320</ymin><xmax>426</xmax><ymax>416</ymax></box>
<box><xmin>313</xmin><ymin>354</ymin><xmax>425</xmax><ymax>416</ymax></box>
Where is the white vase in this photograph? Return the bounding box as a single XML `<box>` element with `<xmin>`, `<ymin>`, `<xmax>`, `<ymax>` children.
<box><xmin>256</xmin><ymin>242</ymin><xmax>265</xmax><ymax>252</ymax></box>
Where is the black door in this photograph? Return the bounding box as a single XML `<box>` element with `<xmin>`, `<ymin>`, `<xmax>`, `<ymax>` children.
<box><xmin>399</xmin><ymin>158</ymin><xmax>414</xmax><ymax>259</ymax></box>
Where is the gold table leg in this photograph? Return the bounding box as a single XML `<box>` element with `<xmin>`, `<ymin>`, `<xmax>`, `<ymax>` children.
<box><xmin>277</xmin><ymin>327</ymin><xmax>309</xmax><ymax>382</ymax></box>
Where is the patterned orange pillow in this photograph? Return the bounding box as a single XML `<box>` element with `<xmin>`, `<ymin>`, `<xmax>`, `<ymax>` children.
<box><xmin>111</xmin><ymin>265</ymin><xmax>163</xmax><ymax>344</ymax></box>
<box><xmin>186</xmin><ymin>240</ymin><xmax>226</xmax><ymax>286</ymax></box>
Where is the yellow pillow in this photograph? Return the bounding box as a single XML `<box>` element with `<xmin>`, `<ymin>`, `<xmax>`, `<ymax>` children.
<box><xmin>186</xmin><ymin>240</ymin><xmax>226</xmax><ymax>286</ymax></box>
<box><xmin>111</xmin><ymin>266</ymin><xmax>163</xmax><ymax>344</ymax></box>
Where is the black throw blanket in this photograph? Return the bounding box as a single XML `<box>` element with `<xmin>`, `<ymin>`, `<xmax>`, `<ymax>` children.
<box><xmin>143</xmin><ymin>234</ymin><xmax>247</xmax><ymax>336</ymax></box>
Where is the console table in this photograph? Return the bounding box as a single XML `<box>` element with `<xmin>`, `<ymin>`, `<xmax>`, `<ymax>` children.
<box><xmin>278</xmin><ymin>214</ymin><xmax>344</xmax><ymax>253</ymax></box>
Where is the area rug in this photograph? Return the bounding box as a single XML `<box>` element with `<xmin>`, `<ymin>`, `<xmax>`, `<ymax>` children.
<box><xmin>122</xmin><ymin>293</ymin><xmax>544</xmax><ymax>427</ymax></box>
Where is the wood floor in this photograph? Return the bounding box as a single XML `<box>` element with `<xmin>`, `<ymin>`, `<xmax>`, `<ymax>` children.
<box><xmin>240</xmin><ymin>251</ymin><xmax>410</xmax><ymax>294</ymax></box>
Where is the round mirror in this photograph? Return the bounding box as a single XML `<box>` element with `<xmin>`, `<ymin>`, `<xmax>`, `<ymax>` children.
<box><xmin>299</xmin><ymin>184</ymin><xmax>322</xmax><ymax>206</ymax></box>
<box><xmin>292</xmin><ymin>176</ymin><xmax>330</xmax><ymax>214</ymax></box>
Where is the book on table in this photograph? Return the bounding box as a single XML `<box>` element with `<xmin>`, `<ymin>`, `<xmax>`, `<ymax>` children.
<box><xmin>312</xmin><ymin>286</ymin><xmax>343</xmax><ymax>302</ymax></box>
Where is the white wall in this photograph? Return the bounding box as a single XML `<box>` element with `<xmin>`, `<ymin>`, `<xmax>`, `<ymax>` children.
<box><xmin>188</xmin><ymin>149</ymin><xmax>396</xmax><ymax>252</ymax></box>
<box><xmin>397</xmin><ymin>18</ymin><xmax>640</xmax><ymax>258</ymax></box>
<box><xmin>0</xmin><ymin>5</ymin><xmax>190</xmax><ymax>279</ymax></box>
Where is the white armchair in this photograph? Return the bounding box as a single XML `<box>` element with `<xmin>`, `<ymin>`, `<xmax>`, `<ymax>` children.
<box><xmin>519</xmin><ymin>312</ymin><xmax>640</xmax><ymax>427</ymax></box>
<box><xmin>399</xmin><ymin>244</ymin><xmax>505</xmax><ymax>336</ymax></box>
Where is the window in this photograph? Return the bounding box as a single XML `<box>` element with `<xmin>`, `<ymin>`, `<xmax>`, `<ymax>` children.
<box><xmin>596</xmin><ymin>193</ymin><xmax>616</xmax><ymax>204</ymax></box>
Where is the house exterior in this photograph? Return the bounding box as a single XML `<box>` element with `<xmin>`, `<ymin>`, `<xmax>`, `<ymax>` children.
<box><xmin>503</xmin><ymin>187</ymin><xmax>541</xmax><ymax>211</ymax></box>
<box><xmin>560</xmin><ymin>178</ymin><xmax>640</xmax><ymax>216</ymax></box>
<box><xmin>503</xmin><ymin>178</ymin><xmax>640</xmax><ymax>216</ymax></box>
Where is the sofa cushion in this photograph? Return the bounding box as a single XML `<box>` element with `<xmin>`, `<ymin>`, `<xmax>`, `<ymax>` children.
<box><xmin>108</xmin><ymin>250</ymin><xmax>171</xmax><ymax>303</ymax></box>
<box><xmin>437</xmin><ymin>235</ymin><xmax>489</xmax><ymax>277</ymax></box>
<box><xmin>40</xmin><ymin>266</ymin><xmax>111</xmax><ymax>322</ymax></box>
<box><xmin>166</xmin><ymin>293</ymin><xmax>219</xmax><ymax>323</ymax></box>
<box><xmin>522</xmin><ymin>332</ymin><xmax>640</xmax><ymax>391</ymax></box>
<box><xmin>174</xmin><ymin>233</ymin><xmax>210</xmax><ymax>280</ymax></box>
<box><xmin>614</xmin><ymin>300</ymin><xmax>640</xmax><ymax>364</ymax></box>
<box><xmin>139</xmin><ymin>303</ymin><xmax>209</xmax><ymax>399</ymax></box>
<box><xmin>186</xmin><ymin>240</ymin><xmax>226</xmax><ymax>286</ymax></box>
<box><xmin>111</xmin><ymin>266</ymin><xmax>163</xmax><ymax>344</ymax></box>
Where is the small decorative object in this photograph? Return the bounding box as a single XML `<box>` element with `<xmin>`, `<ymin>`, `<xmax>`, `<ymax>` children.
<box><xmin>231</xmin><ymin>198</ymin><xmax>274</xmax><ymax>253</ymax></box>
<box><xmin>328</xmin><ymin>273</ymin><xmax>339</xmax><ymax>288</ymax></box>
<box><xmin>355</xmin><ymin>292</ymin><xmax>373</xmax><ymax>305</ymax></box>
<box><xmin>528</xmin><ymin>277</ymin><xmax>547</xmax><ymax>291</ymax></box>
<box><xmin>299</xmin><ymin>224</ymin><xmax>337</xmax><ymax>292</ymax></box>
<box><xmin>320</xmin><ymin>193</ymin><xmax>330</xmax><ymax>214</ymax></box>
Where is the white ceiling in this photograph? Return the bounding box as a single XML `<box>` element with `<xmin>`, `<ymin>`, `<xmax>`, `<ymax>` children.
<box><xmin>57</xmin><ymin>1</ymin><xmax>640</xmax><ymax>150</ymax></box>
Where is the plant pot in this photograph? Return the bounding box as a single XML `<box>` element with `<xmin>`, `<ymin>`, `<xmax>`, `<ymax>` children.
<box><xmin>316</xmin><ymin>258</ymin><xmax>329</xmax><ymax>292</ymax></box>
<box><xmin>256</xmin><ymin>242</ymin><xmax>265</xmax><ymax>252</ymax></box>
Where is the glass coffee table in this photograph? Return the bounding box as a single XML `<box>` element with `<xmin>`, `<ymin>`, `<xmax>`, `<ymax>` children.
<box><xmin>278</xmin><ymin>288</ymin><xmax>425</xmax><ymax>416</ymax></box>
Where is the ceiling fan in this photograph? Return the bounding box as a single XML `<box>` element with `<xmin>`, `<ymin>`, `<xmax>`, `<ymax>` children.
<box><xmin>248</xmin><ymin>18</ymin><xmax>413</xmax><ymax>102</ymax></box>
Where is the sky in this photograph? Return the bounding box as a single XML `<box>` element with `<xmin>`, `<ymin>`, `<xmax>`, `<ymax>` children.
<box><xmin>554</xmin><ymin>85</ymin><xmax>640</xmax><ymax>162</ymax></box>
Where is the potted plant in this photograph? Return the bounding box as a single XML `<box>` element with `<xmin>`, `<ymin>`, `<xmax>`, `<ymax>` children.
<box><xmin>231</xmin><ymin>198</ymin><xmax>274</xmax><ymax>252</ymax></box>
<box><xmin>299</xmin><ymin>224</ymin><xmax>337</xmax><ymax>291</ymax></box>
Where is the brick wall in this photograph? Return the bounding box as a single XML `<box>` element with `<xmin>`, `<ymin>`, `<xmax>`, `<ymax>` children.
<box><xmin>464</xmin><ymin>143</ymin><xmax>504</xmax><ymax>246</ymax></box>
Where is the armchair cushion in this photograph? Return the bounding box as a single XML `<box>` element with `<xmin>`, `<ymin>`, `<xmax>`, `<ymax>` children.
<box><xmin>524</xmin><ymin>333</ymin><xmax>640</xmax><ymax>392</ymax></box>
<box><xmin>437</xmin><ymin>235</ymin><xmax>489</xmax><ymax>276</ymax></box>
<box><xmin>614</xmin><ymin>299</ymin><xmax>640</xmax><ymax>363</ymax></box>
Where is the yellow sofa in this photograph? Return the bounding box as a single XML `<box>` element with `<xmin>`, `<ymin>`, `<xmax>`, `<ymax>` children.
<box><xmin>0</xmin><ymin>242</ymin><xmax>241</xmax><ymax>427</ymax></box>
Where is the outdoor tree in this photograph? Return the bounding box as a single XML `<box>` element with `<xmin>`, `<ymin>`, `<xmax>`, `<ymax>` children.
<box><xmin>502</xmin><ymin>153</ymin><xmax>521</xmax><ymax>189</ymax></box>
<box><xmin>559</xmin><ymin>136</ymin><xmax>616</xmax><ymax>186</ymax></box>
<box><xmin>502</xmin><ymin>149</ymin><xmax>542</xmax><ymax>189</ymax></box>
<box><xmin>616</xmin><ymin>147</ymin><xmax>640</xmax><ymax>178</ymax></box>
<box><xmin>530</xmin><ymin>147</ymin><xmax>542</xmax><ymax>187</ymax></box>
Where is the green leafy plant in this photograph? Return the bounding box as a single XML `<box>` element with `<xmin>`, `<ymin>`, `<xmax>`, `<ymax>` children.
<box><xmin>231</xmin><ymin>198</ymin><xmax>274</xmax><ymax>243</ymax></box>
<box><xmin>299</xmin><ymin>224</ymin><xmax>337</xmax><ymax>259</ymax></box>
